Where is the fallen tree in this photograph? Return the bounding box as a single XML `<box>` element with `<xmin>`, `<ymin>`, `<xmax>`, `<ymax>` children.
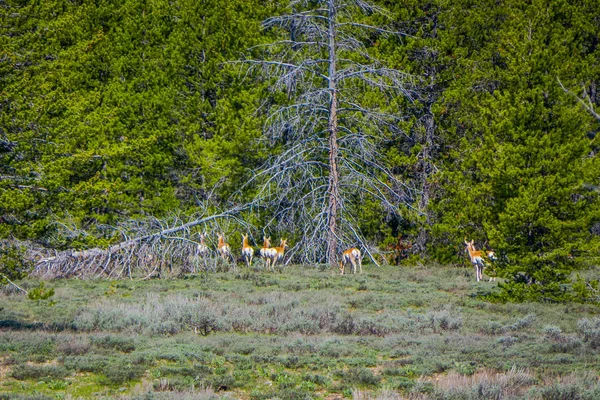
<box><xmin>32</xmin><ymin>207</ymin><xmax>249</xmax><ymax>279</ymax></box>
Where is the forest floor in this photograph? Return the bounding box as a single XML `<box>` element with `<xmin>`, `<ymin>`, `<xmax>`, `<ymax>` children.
<box><xmin>1</xmin><ymin>262</ymin><xmax>600</xmax><ymax>399</ymax></box>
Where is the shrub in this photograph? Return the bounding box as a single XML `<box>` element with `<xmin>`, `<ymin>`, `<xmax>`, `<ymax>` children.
<box><xmin>91</xmin><ymin>334</ymin><xmax>136</xmax><ymax>353</ymax></box>
<box><xmin>62</xmin><ymin>354</ymin><xmax>113</xmax><ymax>373</ymax></box>
<box><xmin>204</xmin><ymin>374</ymin><xmax>237</xmax><ymax>391</ymax></box>
<box><xmin>332</xmin><ymin>314</ymin><xmax>357</xmax><ymax>335</ymax></box>
<box><xmin>481</xmin><ymin>321</ymin><xmax>505</xmax><ymax>335</ymax></box>
<box><xmin>505</xmin><ymin>314</ymin><xmax>536</xmax><ymax>332</ymax></box>
<box><xmin>56</xmin><ymin>337</ymin><xmax>91</xmax><ymax>356</ymax></box>
<box><xmin>577</xmin><ymin>317</ymin><xmax>600</xmax><ymax>349</ymax></box>
<box><xmin>10</xmin><ymin>364</ymin><xmax>69</xmax><ymax>381</ymax></box>
<box><xmin>497</xmin><ymin>336</ymin><xmax>518</xmax><ymax>347</ymax></box>
<box><xmin>427</xmin><ymin>310</ymin><xmax>463</xmax><ymax>332</ymax></box>
<box><xmin>357</xmin><ymin>318</ymin><xmax>391</xmax><ymax>336</ymax></box>
<box><xmin>303</xmin><ymin>373</ymin><xmax>330</xmax><ymax>386</ymax></box>
<box><xmin>539</xmin><ymin>384</ymin><xmax>581</xmax><ymax>400</ymax></box>
<box><xmin>101</xmin><ymin>363</ymin><xmax>145</xmax><ymax>385</ymax></box>
<box><xmin>338</xmin><ymin>367</ymin><xmax>381</xmax><ymax>386</ymax></box>
<box><xmin>543</xmin><ymin>325</ymin><xmax>564</xmax><ymax>341</ymax></box>
<box><xmin>0</xmin><ymin>395</ymin><xmax>54</xmax><ymax>400</ymax></box>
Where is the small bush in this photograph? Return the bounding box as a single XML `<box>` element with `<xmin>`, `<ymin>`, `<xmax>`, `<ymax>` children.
<box><xmin>204</xmin><ymin>374</ymin><xmax>237</xmax><ymax>391</ymax></box>
<box><xmin>505</xmin><ymin>314</ymin><xmax>536</xmax><ymax>332</ymax></box>
<box><xmin>427</xmin><ymin>310</ymin><xmax>463</xmax><ymax>332</ymax></box>
<box><xmin>577</xmin><ymin>317</ymin><xmax>600</xmax><ymax>349</ymax></box>
<box><xmin>481</xmin><ymin>321</ymin><xmax>505</xmax><ymax>335</ymax></box>
<box><xmin>338</xmin><ymin>367</ymin><xmax>381</xmax><ymax>386</ymax></box>
<box><xmin>332</xmin><ymin>314</ymin><xmax>357</xmax><ymax>335</ymax></box>
<box><xmin>56</xmin><ymin>337</ymin><xmax>91</xmax><ymax>356</ymax></box>
<box><xmin>386</xmin><ymin>376</ymin><xmax>416</xmax><ymax>391</ymax></box>
<box><xmin>10</xmin><ymin>364</ymin><xmax>69</xmax><ymax>381</ymax></box>
<box><xmin>303</xmin><ymin>373</ymin><xmax>330</xmax><ymax>386</ymax></box>
<box><xmin>497</xmin><ymin>336</ymin><xmax>518</xmax><ymax>347</ymax></box>
<box><xmin>539</xmin><ymin>384</ymin><xmax>581</xmax><ymax>400</ymax></box>
<box><xmin>543</xmin><ymin>325</ymin><xmax>564</xmax><ymax>341</ymax></box>
<box><xmin>91</xmin><ymin>334</ymin><xmax>136</xmax><ymax>353</ymax></box>
<box><xmin>101</xmin><ymin>363</ymin><xmax>145</xmax><ymax>385</ymax></box>
<box><xmin>357</xmin><ymin>318</ymin><xmax>391</xmax><ymax>336</ymax></box>
<box><xmin>0</xmin><ymin>395</ymin><xmax>54</xmax><ymax>400</ymax></box>
<box><xmin>62</xmin><ymin>354</ymin><xmax>112</xmax><ymax>373</ymax></box>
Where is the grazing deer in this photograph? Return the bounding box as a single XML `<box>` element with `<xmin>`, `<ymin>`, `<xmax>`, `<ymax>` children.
<box><xmin>339</xmin><ymin>247</ymin><xmax>362</xmax><ymax>275</ymax></box>
<box><xmin>464</xmin><ymin>239</ymin><xmax>490</xmax><ymax>282</ymax></box>
<box><xmin>389</xmin><ymin>237</ymin><xmax>412</xmax><ymax>265</ymax></box>
<box><xmin>217</xmin><ymin>233</ymin><xmax>231</xmax><ymax>261</ymax></box>
<box><xmin>241</xmin><ymin>234</ymin><xmax>254</xmax><ymax>267</ymax></box>
<box><xmin>268</xmin><ymin>238</ymin><xmax>288</xmax><ymax>271</ymax></box>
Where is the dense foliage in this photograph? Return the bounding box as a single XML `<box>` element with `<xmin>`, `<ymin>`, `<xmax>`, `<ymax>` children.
<box><xmin>1</xmin><ymin>0</ymin><xmax>599</xmax><ymax>301</ymax></box>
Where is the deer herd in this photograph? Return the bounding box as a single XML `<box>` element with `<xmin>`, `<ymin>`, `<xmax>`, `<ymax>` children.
<box><xmin>193</xmin><ymin>233</ymin><xmax>497</xmax><ymax>281</ymax></box>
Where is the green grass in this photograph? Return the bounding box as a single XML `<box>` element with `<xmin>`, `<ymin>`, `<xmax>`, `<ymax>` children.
<box><xmin>1</xmin><ymin>264</ymin><xmax>600</xmax><ymax>399</ymax></box>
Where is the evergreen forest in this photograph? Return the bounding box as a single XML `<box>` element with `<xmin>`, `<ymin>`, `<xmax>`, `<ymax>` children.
<box><xmin>2</xmin><ymin>0</ymin><xmax>600</xmax><ymax>302</ymax></box>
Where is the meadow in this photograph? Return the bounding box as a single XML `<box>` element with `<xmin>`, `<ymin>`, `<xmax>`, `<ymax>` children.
<box><xmin>1</xmin><ymin>263</ymin><xmax>600</xmax><ymax>399</ymax></box>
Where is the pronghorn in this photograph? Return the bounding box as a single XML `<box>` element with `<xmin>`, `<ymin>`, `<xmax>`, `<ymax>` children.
<box><xmin>217</xmin><ymin>233</ymin><xmax>231</xmax><ymax>261</ymax></box>
<box><xmin>241</xmin><ymin>234</ymin><xmax>254</xmax><ymax>267</ymax></box>
<box><xmin>188</xmin><ymin>233</ymin><xmax>209</xmax><ymax>273</ymax></box>
<box><xmin>464</xmin><ymin>239</ymin><xmax>491</xmax><ymax>282</ymax></box>
<box><xmin>259</xmin><ymin>236</ymin><xmax>275</xmax><ymax>270</ymax></box>
<box><xmin>268</xmin><ymin>238</ymin><xmax>288</xmax><ymax>270</ymax></box>
<box><xmin>196</xmin><ymin>233</ymin><xmax>209</xmax><ymax>256</ymax></box>
<box><xmin>339</xmin><ymin>247</ymin><xmax>362</xmax><ymax>275</ymax></box>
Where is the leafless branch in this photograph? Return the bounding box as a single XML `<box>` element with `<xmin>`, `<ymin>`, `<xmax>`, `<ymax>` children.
<box><xmin>31</xmin><ymin>204</ymin><xmax>253</xmax><ymax>279</ymax></box>
<box><xmin>558</xmin><ymin>76</ymin><xmax>600</xmax><ymax>121</ymax></box>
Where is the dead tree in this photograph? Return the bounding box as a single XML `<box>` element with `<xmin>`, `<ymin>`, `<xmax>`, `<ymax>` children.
<box><xmin>31</xmin><ymin>206</ymin><xmax>250</xmax><ymax>279</ymax></box>
<box><xmin>244</xmin><ymin>0</ymin><xmax>419</xmax><ymax>266</ymax></box>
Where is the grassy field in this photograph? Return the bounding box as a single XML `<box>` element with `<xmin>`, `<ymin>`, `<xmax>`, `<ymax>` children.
<box><xmin>1</xmin><ymin>263</ymin><xmax>600</xmax><ymax>399</ymax></box>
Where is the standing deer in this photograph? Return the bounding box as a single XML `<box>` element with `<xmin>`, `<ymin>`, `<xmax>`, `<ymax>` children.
<box><xmin>464</xmin><ymin>239</ymin><xmax>490</xmax><ymax>282</ymax></box>
<box><xmin>190</xmin><ymin>233</ymin><xmax>209</xmax><ymax>273</ymax></box>
<box><xmin>241</xmin><ymin>234</ymin><xmax>254</xmax><ymax>267</ymax></box>
<box><xmin>217</xmin><ymin>233</ymin><xmax>231</xmax><ymax>261</ymax></box>
<box><xmin>259</xmin><ymin>236</ymin><xmax>275</xmax><ymax>270</ymax></box>
<box><xmin>197</xmin><ymin>233</ymin><xmax>209</xmax><ymax>256</ymax></box>
<box><xmin>267</xmin><ymin>238</ymin><xmax>287</xmax><ymax>271</ymax></box>
<box><xmin>339</xmin><ymin>247</ymin><xmax>362</xmax><ymax>275</ymax></box>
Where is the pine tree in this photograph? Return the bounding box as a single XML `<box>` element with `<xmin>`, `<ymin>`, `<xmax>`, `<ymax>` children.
<box><xmin>432</xmin><ymin>0</ymin><xmax>600</xmax><ymax>301</ymax></box>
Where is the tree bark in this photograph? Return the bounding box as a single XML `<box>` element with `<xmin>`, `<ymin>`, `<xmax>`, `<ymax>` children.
<box><xmin>326</xmin><ymin>0</ymin><xmax>339</xmax><ymax>266</ymax></box>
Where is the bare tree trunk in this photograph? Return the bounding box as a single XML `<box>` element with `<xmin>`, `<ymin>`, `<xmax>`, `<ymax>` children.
<box><xmin>247</xmin><ymin>0</ymin><xmax>415</xmax><ymax>265</ymax></box>
<box><xmin>326</xmin><ymin>0</ymin><xmax>339</xmax><ymax>266</ymax></box>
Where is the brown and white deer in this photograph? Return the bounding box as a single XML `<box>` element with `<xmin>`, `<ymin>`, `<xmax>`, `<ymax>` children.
<box><xmin>464</xmin><ymin>239</ymin><xmax>495</xmax><ymax>282</ymax></box>
<box><xmin>217</xmin><ymin>233</ymin><xmax>231</xmax><ymax>261</ymax></box>
<box><xmin>241</xmin><ymin>234</ymin><xmax>254</xmax><ymax>267</ymax></box>
<box><xmin>258</xmin><ymin>236</ymin><xmax>272</xmax><ymax>270</ymax></box>
<box><xmin>339</xmin><ymin>247</ymin><xmax>362</xmax><ymax>275</ymax></box>
<box><xmin>268</xmin><ymin>238</ymin><xmax>288</xmax><ymax>271</ymax></box>
<box><xmin>197</xmin><ymin>233</ymin><xmax>209</xmax><ymax>256</ymax></box>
